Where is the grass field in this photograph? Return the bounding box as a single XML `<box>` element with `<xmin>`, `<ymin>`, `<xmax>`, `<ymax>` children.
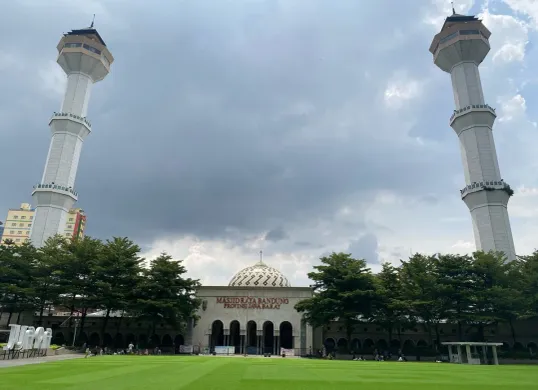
<box><xmin>1</xmin><ymin>356</ymin><xmax>537</xmax><ymax>390</ymax></box>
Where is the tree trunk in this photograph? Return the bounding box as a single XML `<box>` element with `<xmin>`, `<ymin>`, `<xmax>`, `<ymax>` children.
<box><xmin>38</xmin><ymin>300</ymin><xmax>45</xmax><ymax>326</ymax></box>
<box><xmin>116</xmin><ymin>313</ymin><xmax>124</xmax><ymax>333</ymax></box>
<box><xmin>77</xmin><ymin>309</ymin><xmax>88</xmax><ymax>346</ymax></box>
<box><xmin>426</xmin><ymin>323</ymin><xmax>433</xmax><ymax>346</ymax></box>
<box><xmin>346</xmin><ymin>325</ymin><xmax>353</xmax><ymax>353</ymax></box>
<box><xmin>509</xmin><ymin>318</ymin><xmax>517</xmax><ymax>345</ymax></box>
<box><xmin>7</xmin><ymin>310</ymin><xmax>13</xmax><ymax>325</ymax></box>
<box><xmin>434</xmin><ymin>323</ymin><xmax>440</xmax><ymax>350</ymax></box>
<box><xmin>477</xmin><ymin>324</ymin><xmax>485</xmax><ymax>342</ymax></box>
<box><xmin>457</xmin><ymin>321</ymin><xmax>463</xmax><ymax>341</ymax></box>
<box><xmin>16</xmin><ymin>311</ymin><xmax>21</xmax><ymax>324</ymax></box>
<box><xmin>100</xmin><ymin>308</ymin><xmax>111</xmax><ymax>346</ymax></box>
<box><xmin>388</xmin><ymin>325</ymin><xmax>393</xmax><ymax>352</ymax></box>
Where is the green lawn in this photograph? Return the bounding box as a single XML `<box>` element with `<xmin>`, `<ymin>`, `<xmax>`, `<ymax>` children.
<box><xmin>1</xmin><ymin>356</ymin><xmax>537</xmax><ymax>390</ymax></box>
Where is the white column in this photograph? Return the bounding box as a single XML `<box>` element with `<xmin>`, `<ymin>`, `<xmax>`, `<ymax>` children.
<box><xmin>465</xmin><ymin>345</ymin><xmax>472</xmax><ymax>363</ymax></box>
<box><xmin>450</xmin><ymin>61</ymin><xmax>485</xmax><ymax>108</ymax></box>
<box><xmin>492</xmin><ymin>345</ymin><xmax>499</xmax><ymax>365</ymax></box>
<box><xmin>61</xmin><ymin>73</ymin><xmax>94</xmax><ymax>117</ymax></box>
<box><xmin>448</xmin><ymin>345</ymin><xmax>453</xmax><ymax>362</ymax></box>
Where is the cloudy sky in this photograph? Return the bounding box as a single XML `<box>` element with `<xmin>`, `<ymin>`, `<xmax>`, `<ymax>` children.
<box><xmin>1</xmin><ymin>0</ymin><xmax>538</xmax><ymax>286</ymax></box>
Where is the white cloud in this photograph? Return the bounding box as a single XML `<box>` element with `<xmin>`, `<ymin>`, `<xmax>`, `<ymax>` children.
<box><xmin>503</xmin><ymin>0</ymin><xmax>538</xmax><ymax>28</ymax></box>
<box><xmin>384</xmin><ymin>73</ymin><xmax>422</xmax><ymax>109</ymax></box>
<box><xmin>497</xmin><ymin>94</ymin><xmax>527</xmax><ymax>122</ymax></box>
<box><xmin>452</xmin><ymin>240</ymin><xmax>475</xmax><ymax>250</ymax></box>
<box><xmin>38</xmin><ymin>61</ymin><xmax>66</xmax><ymax>97</ymax></box>
<box><xmin>479</xmin><ymin>8</ymin><xmax>529</xmax><ymax>64</ymax></box>
<box><xmin>423</xmin><ymin>0</ymin><xmax>474</xmax><ymax>28</ymax></box>
<box><xmin>0</xmin><ymin>51</ymin><xmax>17</xmax><ymax>71</ymax></box>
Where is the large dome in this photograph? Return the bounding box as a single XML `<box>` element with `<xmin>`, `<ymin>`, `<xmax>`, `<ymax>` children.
<box><xmin>228</xmin><ymin>261</ymin><xmax>291</xmax><ymax>288</ymax></box>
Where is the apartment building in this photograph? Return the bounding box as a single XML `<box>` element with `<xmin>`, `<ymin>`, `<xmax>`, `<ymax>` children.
<box><xmin>0</xmin><ymin>203</ymin><xmax>34</xmax><ymax>245</ymax></box>
<box><xmin>0</xmin><ymin>204</ymin><xmax>86</xmax><ymax>245</ymax></box>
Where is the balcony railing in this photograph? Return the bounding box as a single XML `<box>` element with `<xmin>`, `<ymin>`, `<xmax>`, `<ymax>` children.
<box><xmin>460</xmin><ymin>180</ymin><xmax>509</xmax><ymax>197</ymax></box>
<box><xmin>32</xmin><ymin>183</ymin><xmax>78</xmax><ymax>197</ymax></box>
<box><xmin>51</xmin><ymin>112</ymin><xmax>91</xmax><ymax>128</ymax></box>
<box><xmin>450</xmin><ymin>104</ymin><xmax>495</xmax><ymax>122</ymax></box>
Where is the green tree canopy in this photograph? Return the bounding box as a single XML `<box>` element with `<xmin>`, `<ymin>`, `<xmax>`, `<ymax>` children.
<box><xmin>134</xmin><ymin>252</ymin><xmax>200</xmax><ymax>335</ymax></box>
<box><xmin>295</xmin><ymin>252</ymin><xmax>377</xmax><ymax>346</ymax></box>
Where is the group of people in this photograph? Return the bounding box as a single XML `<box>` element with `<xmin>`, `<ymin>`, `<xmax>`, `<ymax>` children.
<box><xmin>83</xmin><ymin>342</ymin><xmax>162</xmax><ymax>358</ymax></box>
<box><xmin>350</xmin><ymin>349</ymin><xmax>408</xmax><ymax>362</ymax></box>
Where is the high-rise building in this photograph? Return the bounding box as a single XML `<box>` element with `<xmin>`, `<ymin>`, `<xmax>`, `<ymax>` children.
<box><xmin>430</xmin><ymin>12</ymin><xmax>516</xmax><ymax>260</ymax></box>
<box><xmin>1</xmin><ymin>204</ymin><xmax>86</xmax><ymax>245</ymax></box>
<box><xmin>0</xmin><ymin>203</ymin><xmax>35</xmax><ymax>245</ymax></box>
<box><xmin>30</xmin><ymin>26</ymin><xmax>113</xmax><ymax>248</ymax></box>
<box><xmin>63</xmin><ymin>208</ymin><xmax>86</xmax><ymax>240</ymax></box>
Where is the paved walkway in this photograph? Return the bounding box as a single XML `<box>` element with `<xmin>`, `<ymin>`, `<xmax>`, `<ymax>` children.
<box><xmin>0</xmin><ymin>354</ymin><xmax>83</xmax><ymax>369</ymax></box>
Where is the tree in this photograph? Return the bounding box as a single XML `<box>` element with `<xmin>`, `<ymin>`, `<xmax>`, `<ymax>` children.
<box><xmin>371</xmin><ymin>262</ymin><xmax>409</xmax><ymax>346</ymax></box>
<box><xmin>30</xmin><ymin>239</ymin><xmax>62</xmax><ymax>325</ymax></box>
<box><xmin>134</xmin><ymin>253</ymin><xmax>200</xmax><ymax>339</ymax></box>
<box><xmin>469</xmin><ymin>251</ymin><xmax>526</xmax><ymax>343</ymax></box>
<box><xmin>0</xmin><ymin>241</ymin><xmax>35</xmax><ymax>324</ymax></box>
<box><xmin>399</xmin><ymin>254</ymin><xmax>445</xmax><ymax>347</ymax></box>
<box><xmin>435</xmin><ymin>253</ymin><xmax>474</xmax><ymax>341</ymax></box>
<box><xmin>93</xmin><ymin>237</ymin><xmax>143</xmax><ymax>343</ymax></box>
<box><xmin>295</xmin><ymin>252</ymin><xmax>377</xmax><ymax>350</ymax></box>
<box><xmin>56</xmin><ymin>236</ymin><xmax>104</xmax><ymax>344</ymax></box>
<box><xmin>519</xmin><ymin>250</ymin><xmax>538</xmax><ymax>318</ymax></box>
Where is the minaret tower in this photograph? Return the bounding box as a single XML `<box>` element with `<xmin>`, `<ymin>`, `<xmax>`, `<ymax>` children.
<box><xmin>30</xmin><ymin>26</ymin><xmax>114</xmax><ymax>247</ymax></box>
<box><xmin>430</xmin><ymin>12</ymin><xmax>516</xmax><ymax>260</ymax></box>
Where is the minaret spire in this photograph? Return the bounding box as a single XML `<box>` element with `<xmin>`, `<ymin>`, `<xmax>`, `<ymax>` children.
<box><xmin>90</xmin><ymin>14</ymin><xmax>95</xmax><ymax>28</ymax></box>
<box><xmin>451</xmin><ymin>1</ymin><xmax>456</xmax><ymax>15</ymax></box>
<box><xmin>259</xmin><ymin>250</ymin><xmax>264</xmax><ymax>264</ymax></box>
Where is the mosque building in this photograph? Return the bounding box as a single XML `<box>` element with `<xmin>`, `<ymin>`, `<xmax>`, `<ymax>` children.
<box><xmin>192</xmin><ymin>260</ymin><xmax>314</xmax><ymax>355</ymax></box>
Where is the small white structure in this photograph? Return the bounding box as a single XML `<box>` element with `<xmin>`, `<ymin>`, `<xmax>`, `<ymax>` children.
<box><xmin>442</xmin><ymin>342</ymin><xmax>502</xmax><ymax>365</ymax></box>
<box><xmin>429</xmin><ymin>12</ymin><xmax>516</xmax><ymax>260</ymax></box>
<box><xmin>30</xmin><ymin>26</ymin><xmax>114</xmax><ymax>247</ymax></box>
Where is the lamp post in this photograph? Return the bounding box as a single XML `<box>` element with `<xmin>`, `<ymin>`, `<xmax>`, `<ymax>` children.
<box><xmin>72</xmin><ymin>318</ymin><xmax>80</xmax><ymax>347</ymax></box>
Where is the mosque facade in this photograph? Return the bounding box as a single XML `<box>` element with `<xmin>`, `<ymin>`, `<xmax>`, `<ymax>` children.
<box><xmin>192</xmin><ymin>261</ymin><xmax>314</xmax><ymax>355</ymax></box>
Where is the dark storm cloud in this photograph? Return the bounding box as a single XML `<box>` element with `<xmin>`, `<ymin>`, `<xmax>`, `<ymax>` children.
<box><xmin>0</xmin><ymin>1</ymin><xmax>461</xmax><ymax>244</ymax></box>
<box><xmin>265</xmin><ymin>227</ymin><xmax>288</xmax><ymax>242</ymax></box>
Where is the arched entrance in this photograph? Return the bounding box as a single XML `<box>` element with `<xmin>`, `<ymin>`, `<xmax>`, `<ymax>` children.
<box><xmin>402</xmin><ymin>339</ymin><xmax>415</xmax><ymax>354</ymax></box>
<box><xmin>229</xmin><ymin>320</ymin><xmax>240</xmax><ymax>354</ymax></box>
<box><xmin>126</xmin><ymin>334</ymin><xmax>136</xmax><ymax>348</ymax></box>
<box><xmin>138</xmin><ymin>334</ymin><xmax>147</xmax><ymax>349</ymax></box>
<box><xmin>350</xmin><ymin>338</ymin><xmax>360</xmax><ymax>353</ymax></box>
<box><xmin>150</xmin><ymin>334</ymin><xmax>160</xmax><ymax>348</ymax></box>
<box><xmin>263</xmin><ymin>321</ymin><xmax>274</xmax><ymax>355</ymax></box>
<box><xmin>89</xmin><ymin>332</ymin><xmax>100</xmax><ymax>347</ymax></box>
<box><xmin>337</xmin><ymin>338</ymin><xmax>348</xmax><ymax>353</ymax></box>
<box><xmin>211</xmin><ymin>320</ymin><xmax>224</xmax><ymax>351</ymax></box>
<box><xmin>246</xmin><ymin>321</ymin><xmax>257</xmax><ymax>354</ymax></box>
<box><xmin>114</xmin><ymin>333</ymin><xmax>123</xmax><ymax>348</ymax></box>
<box><xmin>324</xmin><ymin>337</ymin><xmax>336</xmax><ymax>353</ymax></box>
<box><xmin>103</xmin><ymin>333</ymin><xmax>113</xmax><ymax>348</ymax></box>
<box><xmin>280</xmin><ymin>321</ymin><xmax>293</xmax><ymax>350</ymax></box>
<box><xmin>162</xmin><ymin>334</ymin><xmax>173</xmax><ymax>346</ymax></box>
<box><xmin>363</xmin><ymin>338</ymin><xmax>374</xmax><ymax>353</ymax></box>
<box><xmin>174</xmin><ymin>334</ymin><xmax>184</xmax><ymax>354</ymax></box>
